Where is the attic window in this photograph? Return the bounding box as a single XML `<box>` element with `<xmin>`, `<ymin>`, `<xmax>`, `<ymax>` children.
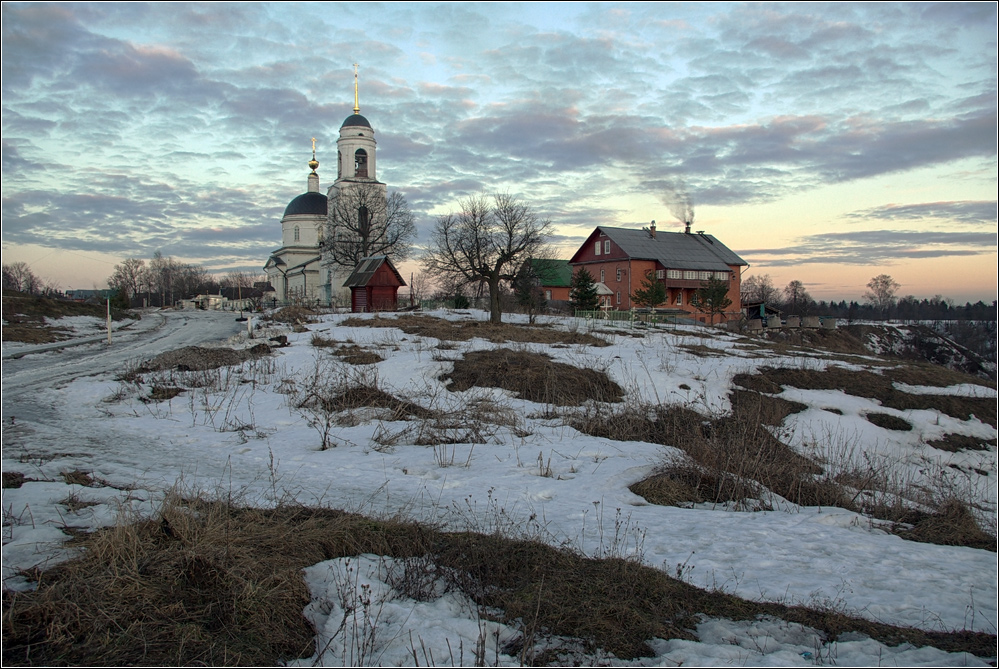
<box><xmin>595</xmin><ymin>241</ymin><xmax>601</xmax><ymax>256</ymax></box>
<box><xmin>604</xmin><ymin>240</ymin><xmax>611</xmax><ymax>254</ymax></box>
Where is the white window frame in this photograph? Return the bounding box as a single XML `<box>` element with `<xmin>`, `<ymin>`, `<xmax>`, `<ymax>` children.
<box><xmin>715</xmin><ymin>271</ymin><xmax>729</xmax><ymax>281</ymax></box>
<box><xmin>667</xmin><ymin>269</ymin><xmax>681</xmax><ymax>280</ymax></box>
<box><xmin>684</xmin><ymin>270</ymin><xmax>697</xmax><ymax>280</ymax></box>
<box><xmin>616</xmin><ymin>268</ymin><xmax>622</xmax><ymax>282</ymax></box>
<box><xmin>656</xmin><ymin>270</ymin><xmax>665</xmax><ymax>279</ymax></box>
<box><xmin>604</xmin><ymin>240</ymin><xmax>611</xmax><ymax>254</ymax></box>
<box><xmin>594</xmin><ymin>241</ymin><xmax>601</xmax><ymax>256</ymax></box>
<box><xmin>600</xmin><ymin>269</ymin><xmax>605</xmax><ymax>282</ymax></box>
<box><xmin>676</xmin><ymin>292</ymin><xmax>683</xmax><ymax>306</ymax></box>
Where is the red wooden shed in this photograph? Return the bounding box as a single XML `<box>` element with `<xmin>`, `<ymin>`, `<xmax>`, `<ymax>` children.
<box><xmin>343</xmin><ymin>255</ymin><xmax>406</xmax><ymax>313</ymax></box>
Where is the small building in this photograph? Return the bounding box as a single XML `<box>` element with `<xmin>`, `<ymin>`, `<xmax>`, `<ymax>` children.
<box><xmin>568</xmin><ymin>222</ymin><xmax>747</xmax><ymax>323</ymax></box>
<box><xmin>529</xmin><ymin>259</ymin><xmax>573</xmax><ymax>302</ymax></box>
<box><xmin>743</xmin><ymin>301</ymin><xmax>782</xmax><ymax>326</ymax></box>
<box><xmin>343</xmin><ymin>255</ymin><xmax>406</xmax><ymax>313</ymax></box>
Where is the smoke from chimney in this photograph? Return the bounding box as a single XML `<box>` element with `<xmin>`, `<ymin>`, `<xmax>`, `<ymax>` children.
<box><xmin>659</xmin><ymin>178</ymin><xmax>695</xmax><ymax>232</ymax></box>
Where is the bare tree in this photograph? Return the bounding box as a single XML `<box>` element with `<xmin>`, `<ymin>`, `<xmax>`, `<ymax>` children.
<box><xmin>742</xmin><ymin>273</ymin><xmax>780</xmax><ymax>305</ymax></box>
<box><xmin>864</xmin><ymin>274</ymin><xmax>901</xmax><ymax>318</ymax></box>
<box><xmin>422</xmin><ymin>193</ymin><xmax>553</xmax><ymax>324</ymax></box>
<box><xmin>322</xmin><ymin>184</ymin><xmax>416</xmax><ymax>271</ymax></box>
<box><xmin>146</xmin><ymin>251</ymin><xmax>181</xmax><ymax>306</ymax></box>
<box><xmin>108</xmin><ymin>258</ymin><xmax>146</xmax><ymax>302</ymax></box>
<box><xmin>409</xmin><ymin>270</ymin><xmax>434</xmax><ymax>307</ymax></box>
<box><xmin>3</xmin><ymin>261</ymin><xmax>41</xmax><ymax>294</ymax></box>
<box><xmin>783</xmin><ymin>279</ymin><xmax>811</xmax><ymax>315</ymax></box>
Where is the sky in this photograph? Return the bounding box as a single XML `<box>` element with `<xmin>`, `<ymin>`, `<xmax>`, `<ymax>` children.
<box><xmin>2</xmin><ymin>2</ymin><xmax>997</xmax><ymax>303</ymax></box>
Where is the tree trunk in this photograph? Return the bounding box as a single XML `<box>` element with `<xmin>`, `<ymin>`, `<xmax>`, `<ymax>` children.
<box><xmin>488</xmin><ymin>275</ymin><xmax>502</xmax><ymax>324</ymax></box>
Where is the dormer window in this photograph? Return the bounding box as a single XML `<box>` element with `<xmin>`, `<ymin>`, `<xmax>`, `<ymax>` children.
<box><xmin>354</xmin><ymin>148</ymin><xmax>368</xmax><ymax>177</ymax></box>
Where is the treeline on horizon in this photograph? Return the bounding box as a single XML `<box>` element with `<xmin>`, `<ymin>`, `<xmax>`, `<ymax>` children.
<box><xmin>798</xmin><ymin>296</ymin><xmax>996</xmax><ymax>323</ymax></box>
<box><xmin>3</xmin><ymin>258</ymin><xmax>997</xmax><ymax>323</ymax></box>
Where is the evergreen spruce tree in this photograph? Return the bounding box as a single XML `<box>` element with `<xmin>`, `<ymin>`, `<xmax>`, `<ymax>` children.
<box><xmin>569</xmin><ymin>267</ymin><xmax>599</xmax><ymax>312</ymax></box>
<box><xmin>693</xmin><ymin>276</ymin><xmax>733</xmax><ymax>325</ymax></box>
<box><xmin>631</xmin><ymin>270</ymin><xmax>667</xmax><ymax>309</ymax></box>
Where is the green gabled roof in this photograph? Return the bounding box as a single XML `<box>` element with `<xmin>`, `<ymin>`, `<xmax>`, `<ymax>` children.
<box><xmin>530</xmin><ymin>259</ymin><xmax>573</xmax><ymax>287</ymax></box>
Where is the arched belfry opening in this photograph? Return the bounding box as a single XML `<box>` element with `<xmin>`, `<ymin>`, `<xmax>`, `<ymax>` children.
<box><xmin>354</xmin><ymin>148</ymin><xmax>368</xmax><ymax>178</ymax></box>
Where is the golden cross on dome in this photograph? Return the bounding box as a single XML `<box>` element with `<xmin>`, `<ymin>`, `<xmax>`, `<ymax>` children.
<box><xmin>353</xmin><ymin>63</ymin><xmax>360</xmax><ymax>114</ymax></box>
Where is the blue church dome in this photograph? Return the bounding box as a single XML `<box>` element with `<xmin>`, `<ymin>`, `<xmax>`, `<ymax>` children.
<box><xmin>283</xmin><ymin>191</ymin><xmax>327</xmax><ymax>217</ymax></box>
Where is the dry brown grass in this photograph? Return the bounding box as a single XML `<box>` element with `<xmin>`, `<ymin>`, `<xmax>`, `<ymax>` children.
<box><xmin>2</xmin><ymin>293</ymin><xmax>132</xmax><ymax>343</ymax></box>
<box><xmin>264</xmin><ymin>306</ymin><xmax>318</xmax><ymax>324</ymax></box>
<box><xmin>864</xmin><ymin>412</ymin><xmax>913</xmax><ymax>431</ymax></box>
<box><xmin>144</xmin><ymin>385</ymin><xmax>184</xmax><ymax>402</ymax></box>
<box><xmin>341</xmin><ymin>314</ymin><xmax>610</xmax><ymax>347</ymax></box>
<box><xmin>442</xmin><ymin>348</ymin><xmax>624</xmax><ymax>406</ymax></box>
<box><xmin>132</xmin><ymin>345</ymin><xmax>272</xmax><ymax>375</ymax></box>
<box><xmin>2</xmin><ymin>472</ymin><xmax>27</xmax><ymax>489</ymax></box>
<box><xmin>581</xmin><ymin>373</ymin><xmax>995</xmax><ymax>549</ymax></box>
<box><xmin>4</xmin><ymin>495</ymin><xmax>994</xmax><ymax>666</ymax></box>
<box><xmin>311</xmin><ymin>335</ymin><xmax>385</xmax><ymax>365</ymax></box>
<box><xmin>733</xmin><ymin>366</ymin><xmax>997</xmax><ymax>428</ymax></box>
<box><xmin>578</xmin><ymin>398</ymin><xmax>841</xmax><ymax>510</ymax></box>
<box><xmin>926</xmin><ymin>434</ymin><xmax>996</xmax><ymax>453</ymax></box>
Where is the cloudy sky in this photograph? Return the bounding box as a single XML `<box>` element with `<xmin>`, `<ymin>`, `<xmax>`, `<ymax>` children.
<box><xmin>2</xmin><ymin>2</ymin><xmax>996</xmax><ymax>302</ymax></box>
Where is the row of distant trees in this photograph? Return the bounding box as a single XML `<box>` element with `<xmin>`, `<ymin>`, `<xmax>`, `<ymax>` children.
<box><xmin>742</xmin><ymin>273</ymin><xmax>996</xmax><ymax>322</ymax></box>
<box><xmin>106</xmin><ymin>253</ymin><xmax>263</xmax><ymax>308</ymax></box>
<box><xmin>2</xmin><ymin>262</ymin><xmax>61</xmax><ymax>296</ymax></box>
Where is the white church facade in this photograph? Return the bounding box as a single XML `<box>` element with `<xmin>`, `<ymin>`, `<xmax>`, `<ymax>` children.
<box><xmin>265</xmin><ymin>73</ymin><xmax>386</xmax><ymax>307</ymax></box>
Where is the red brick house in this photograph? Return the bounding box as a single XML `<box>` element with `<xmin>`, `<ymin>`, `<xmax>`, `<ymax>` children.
<box><xmin>343</xmin><ymin>255</ymin><xmax>406</xmax><ymax>313</ymax></box>
<box><xmin>568</xmin><ymin>224</ymin><xmax>747</xmax><ymax>322</ymax></box>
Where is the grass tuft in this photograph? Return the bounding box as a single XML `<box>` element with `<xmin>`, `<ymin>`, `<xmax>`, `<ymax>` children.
<box><xmin>442</xmin><ymin>348</ymin><xmax>624</xmax><ymax>406</ymax></box>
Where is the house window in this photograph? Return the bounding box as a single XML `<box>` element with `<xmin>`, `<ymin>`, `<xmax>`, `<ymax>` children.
<box><xmin>667</xmin><ymin>269</ymin><xmax>681</xmax><ymax>280</ymax></box>
<box><xmin>616</xmin><ymin>268</ymin><xmax>622</xmax><ymax>282</ymax></box>
<box><xmin>715</xmin><ymin>271</ymin><xmax>729</xmax><ymax>280</ymax></box>
<box><xmin>595</xmin><ymin>242</ymin><xmax>601</xmax><ymax>256</ymax></box>
<box><xmin>545</xmin><ymin>290</ymin><xmax>552</xmax><ymax>300</ymax></box>
<box><xmin>684</xmin><ymin>270</ymin><xmax>697</xmax><ymax>280</ymax></box>
<box><xmin>676</xmin><ymin>292</ymin><xmax>683</xmax><ymax>306</ymax></box>
<box><xmin>294</xmin><ymin>225</ymin><xmax>300</xmax><ymax>242</ymax></box>
<box><xmin>656</xmin><ymin>270</ymin><xmax>665</xmax><ymax>279</ymax></box>
<box><xmin>604</xmin><ymin>240</ymin><xmax>611</xmax><ymax>254</ymax></box>
<box><xmin>616</xmin><ymin>291</ymin><xmax>621</xmax><ymax>304</ymax></box>
<box><xmin>600</xmin><ymin>269</ymin><xmax>605</xmax><ymax>282</ymax></box>
<box><xmin>699</xmin><ymin>271</ymin><xmax>712</xmax><ymax>280</ymax></box>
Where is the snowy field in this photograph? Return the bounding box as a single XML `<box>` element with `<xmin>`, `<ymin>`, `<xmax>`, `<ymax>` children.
<box><xmin>2</xmin><ymin>309</ymin><xmax>996</xmax><ymax>666</ymax></box>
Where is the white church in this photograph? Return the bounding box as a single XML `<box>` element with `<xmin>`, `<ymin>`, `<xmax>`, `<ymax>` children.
<box><xmin>264</xmin><ymin>73</ymin><xmax>387</xmax><ymax>306</ymax></box>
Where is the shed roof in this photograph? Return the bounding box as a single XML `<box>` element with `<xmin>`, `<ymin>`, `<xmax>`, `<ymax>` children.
<box><xmin>342</xmin><ymin>255</ymin><xmax>406</xmax><ymax>288</ymax></box>
<box><xmin>530</xmin><ymin>259</ymin><xmax>572</xmax><ymax>287</ymax></box>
